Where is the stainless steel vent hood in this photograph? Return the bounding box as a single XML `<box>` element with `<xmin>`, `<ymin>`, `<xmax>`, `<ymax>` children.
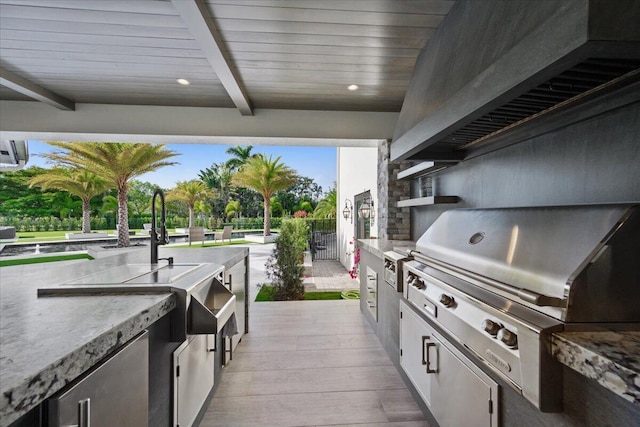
<box><xmin>390</xmin><ymin>0</ymin><xmax>640</xmax><ymax>163</ymax></box>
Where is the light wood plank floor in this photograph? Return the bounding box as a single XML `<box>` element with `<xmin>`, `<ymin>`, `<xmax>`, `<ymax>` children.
<box><xmin>201</xmin><ymin>300</ymin><xmax>429</xmax><ymax>427</ymax></box>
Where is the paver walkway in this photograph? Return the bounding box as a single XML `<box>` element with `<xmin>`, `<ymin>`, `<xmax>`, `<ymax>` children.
<box><xmin>201</xmin><ymin>300</ymin><xmax>429</xmax><ymax>427</ymax></box>
<box><xmin>304</xmin><ymin>259</ymin><xmax>360</xmax><ymax>291</ymax></box>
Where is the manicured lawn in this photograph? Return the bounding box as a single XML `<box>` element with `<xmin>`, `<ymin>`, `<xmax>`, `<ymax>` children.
<box><xmin>0</xmin><ymin>254</ymin><xmax>94</xmax><ymax>267</ymax></box>
<box><xmin>255</xmin><ymin>285</ymin><xmax>357</xmax><ymax>302</ymax></box>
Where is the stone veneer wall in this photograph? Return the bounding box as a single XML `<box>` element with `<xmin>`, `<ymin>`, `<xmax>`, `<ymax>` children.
<box><xmin>377</xmin><ymin>140</ymin><xmax>411</xmax><ymax>240</ymax></box>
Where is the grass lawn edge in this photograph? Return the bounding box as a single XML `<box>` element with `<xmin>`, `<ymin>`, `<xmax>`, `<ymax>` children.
<box><xmin>0</xmin><ymin>253</ymin><xmax>94</xmax><ymax>267</ymax></box>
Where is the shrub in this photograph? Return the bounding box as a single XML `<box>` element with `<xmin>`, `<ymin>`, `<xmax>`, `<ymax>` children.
<box><xmin>265</xmin><ymin>218</ymin><xmax>310</xmax><ymax>300</ymax></box>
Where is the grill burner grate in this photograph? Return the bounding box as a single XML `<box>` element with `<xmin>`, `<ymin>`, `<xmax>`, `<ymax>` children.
<box><xmin>437</xmin><ymin>58</ymin><xmax>640</xmax><ymax>147</ymax></box>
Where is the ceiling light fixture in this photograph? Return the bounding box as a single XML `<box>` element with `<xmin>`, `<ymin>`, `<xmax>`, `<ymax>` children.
<box><xmin>177</xmin><ymin>78</ymin><xmax>191</xmax><ymax>85</ymax></box>
<box><xmin>347</xmin><ymin>84</ymin><xmax>359</xmax><ymax>91</ymax></box>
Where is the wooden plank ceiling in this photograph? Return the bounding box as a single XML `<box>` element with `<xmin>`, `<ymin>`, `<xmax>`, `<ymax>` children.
<box><xmin>0</xmin><ymin>0</ymin><xmax>455</xmax><ymax>113</ymax></box>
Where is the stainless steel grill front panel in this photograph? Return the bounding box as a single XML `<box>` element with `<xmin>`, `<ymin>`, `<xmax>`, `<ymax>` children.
<box><xmin>402</xmin><ymin>203</ymin><xmax>639</xmax><ymax>412</ymax></box>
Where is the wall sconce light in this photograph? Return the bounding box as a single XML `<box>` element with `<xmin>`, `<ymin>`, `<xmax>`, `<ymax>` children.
<box><xmin>343</xmin><ymin>199</ymin><xmax>353</xmax><ymax>223</ymax></box>
<box><xmin>358</xmin><ymin>197</ymin><xmax>374</xmax><ymax>221</ymax></box>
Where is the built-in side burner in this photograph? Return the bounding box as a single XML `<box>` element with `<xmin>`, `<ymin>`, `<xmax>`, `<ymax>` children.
<box><xmin>383</xmin><ymin>248</ymin><xmax>413</xmax><ymax>292</ymax></box>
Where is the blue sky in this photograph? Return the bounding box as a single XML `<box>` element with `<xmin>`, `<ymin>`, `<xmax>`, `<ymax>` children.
<box><xmin>26</xmin><ymin>141</ymin><xmax>337</xmax><ymax>194</ymax></box>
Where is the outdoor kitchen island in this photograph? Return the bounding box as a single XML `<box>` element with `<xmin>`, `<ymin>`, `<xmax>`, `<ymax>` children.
<box><xmin>357</xmin><ymin>238</ymin><xmax>640</xmax><ymax>427</ymax></box>
<box><xmin>0</xmin><ymin>246</ymin><xmax>249</xmax><ymax>427</ymax></box>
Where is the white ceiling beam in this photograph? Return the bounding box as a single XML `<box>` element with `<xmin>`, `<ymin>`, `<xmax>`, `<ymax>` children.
<box><xmin>171</xmin><ymin>0</ymin><xmax>253</xmax><ymax>116</ymax></box>
<box><xmin>0</xmin><ymin>67</ymin><xmax>75</xmax><ymax>111</ymax></box>
<box><xmin>0</xmin><ymin>101</ymin><xmax>398</xmax><ymax>144</ymax></box>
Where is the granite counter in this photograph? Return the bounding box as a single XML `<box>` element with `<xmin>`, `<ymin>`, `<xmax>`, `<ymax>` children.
<box><xmin>357</xmin><ymin>239</ymin><xmax>415</xmax><ymax>259</ymax></box>
<box><xmin>0</xmin><ymin>245</ymin><xmax>248</xmax><ymax>426</ymax></box>
<box><xmin>552</xmin><ymin>331</ymin><xmax>640</xmax><ymax>407</ymax></box>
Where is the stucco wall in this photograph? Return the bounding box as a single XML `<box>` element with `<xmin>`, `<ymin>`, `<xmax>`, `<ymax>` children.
<box><xmin>337</xmin><ymin>147</ymin><xmax>378</xmax><ymax>271</ymax></box>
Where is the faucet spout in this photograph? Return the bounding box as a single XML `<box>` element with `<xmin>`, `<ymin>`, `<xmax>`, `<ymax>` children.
<box><xmin>151</xmin><ymin>189</ymin><xmax>169</xmax><ymax>264</ymax></box>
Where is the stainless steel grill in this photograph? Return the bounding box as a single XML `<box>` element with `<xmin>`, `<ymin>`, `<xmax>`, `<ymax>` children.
<box><xmin>402</xmin><ymin>203</ymin><xmax>640</xmax><ymax>411</ymax></box>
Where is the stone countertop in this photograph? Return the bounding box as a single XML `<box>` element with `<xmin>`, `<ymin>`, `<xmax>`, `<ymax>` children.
<box><xmin>0</xmin><ymin>245</ymin><xmax>249</xmax><ymax>426</ymax></box>
<box><xmin>357</xmin><ymin>239</ymin><xmax>415</xmax><ymax>259</ymax></box>
<box><xmin>552</xmin><ymin>331</ymin><xmax>640</xmax><ymax>406</ymax></box>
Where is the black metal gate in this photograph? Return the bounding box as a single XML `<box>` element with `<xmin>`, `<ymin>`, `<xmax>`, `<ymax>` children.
<box><xmin>308</xmin><ymin>219</ymin><xmax>337</xmax><ymax>261</ymax></box>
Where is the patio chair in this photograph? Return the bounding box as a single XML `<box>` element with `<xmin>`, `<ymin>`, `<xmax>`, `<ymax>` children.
<box><xmin>214</xmin><ymin>225</ymin><xmax>233</xmax><ymax>244</ymax></box>
<box><xmin>189</xmin><ymin>227</ymin><xmax>205</xmax><ymax>246</ymax></box>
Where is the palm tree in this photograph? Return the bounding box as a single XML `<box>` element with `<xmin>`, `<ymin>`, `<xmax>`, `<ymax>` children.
<box><xmin>29</xmin><ymin>167</ymin><xmax>110</xmax><ymax>233</ymax></box>
<box><xmin>41</xmin><ymin>142</ymin><xmax>178</xmax><ymax>247</ymax></box>
<box><xmin>225</xmin><ymin>145</ymin><xmax>256</xmax><ymax>171</ymax></box>
<box><xmin>99</xmin><ymin>194</ymin><xmax>121</xmax><ymax>229</ymax></box>
<box><xmin>313</xmin><ymin>188</ymin><xmax>337</xmax><ymax>219</ymax></box>
<box><xmin>232</xmin><ymin>154</ymin><xmax>297</xmax><ymax>236</ymax></box>
<box><xmin>56</xmin><ymin>193</ymin><xmax>82</xmax><ymax>219</ymax></box>
<box><xmin>199</xmin><ymin>162</ymin><xmax>232</xmax><ymax>217</ymax></box>
<box><xmin>225</xmin><ymin>200</ymin><xmax>241</xmax><ymax>219</ymax></box>
<box><xmin>167</xmin><ymin>180</ymin><xmax>211</xmax><ymax>227</ymax></box>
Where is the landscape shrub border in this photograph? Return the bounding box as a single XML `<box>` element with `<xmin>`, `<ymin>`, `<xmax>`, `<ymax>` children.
<box><xmin>0</xmin><ymin>216</ymin><xmax>331</xmax><ymax>233</ymax></box>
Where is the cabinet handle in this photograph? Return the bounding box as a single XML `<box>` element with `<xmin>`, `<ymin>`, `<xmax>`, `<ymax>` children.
<box><xmin>421</xmin><ymin>336</ymin><xmax>429</xmax><ymax>365</ymax></box>
<box><xmin>207</xmin><ymin>335</ymin><xmax>217</xmax><ymax>352</ymax></box>
<box><xmin>367</xmin><ymin>274</ymin><xmax>376</xmax><ymax>280</ymax></box>
<box><xmin>425</xmin><ymin>342</ymin><xmax>437</xmax><ymax>374</ymax></box>
<box><xmin>78</xmin><ymin>398</ymin><xmax>90</xmax><ymax>427</ymax></box>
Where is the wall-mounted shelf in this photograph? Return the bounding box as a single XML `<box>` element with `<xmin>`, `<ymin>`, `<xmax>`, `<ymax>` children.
<box><xmin>397</xmin><ymin>161</ymin><xmax>458</xmax><ymax>180</ymax></box>
<box><xmin>397</xmin><ymin>196</ymin><xmax>459</xmax><ymax>208</ymax></box>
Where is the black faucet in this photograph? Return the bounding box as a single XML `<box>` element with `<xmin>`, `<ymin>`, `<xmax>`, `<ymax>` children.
<box><xmin>150</xmin><ymin>189</ymin><xmax>170</xmax><ymax>265</ymax></box>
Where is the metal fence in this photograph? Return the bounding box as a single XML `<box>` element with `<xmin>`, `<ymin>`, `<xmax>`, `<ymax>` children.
<box><xmin>307</xmin><ymin>219</ymin><xmax>337</xmax><ymax>261</ymax></box>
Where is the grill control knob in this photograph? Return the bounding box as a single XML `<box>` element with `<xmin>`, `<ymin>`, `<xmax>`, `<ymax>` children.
<box><xmin>416</xmin><ymin>280</ymin><xmax>426</xmax><ymax>290</ymax></box>
<box><xmin>406</xmin><ymin>274</ymin><xmax>416</xmax><ymax>287</ymax></box>
<box><xmin>482</xmin><ymin>319</ymin><xmax>501</xmax><ymax>336</ymax></box>
<box><xmin>439</xmin><ymin>294</ymin><xmax>455</xmax><ymax>307</ymax></box>
<box><xmin>497</xmin><ymin>328</ymin><xmax>518</xmax><ymax>347</ymax></box>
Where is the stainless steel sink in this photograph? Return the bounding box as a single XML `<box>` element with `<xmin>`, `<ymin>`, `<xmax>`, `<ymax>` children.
<box><xmin>60</xmin><ymin>263</ymin><xmax>204</xmax><ymax>286</ymax></box>
<box><xmin>38</xmin><ymin>262</ymin><xmax>235</xmax><ymax>342</ymax></box>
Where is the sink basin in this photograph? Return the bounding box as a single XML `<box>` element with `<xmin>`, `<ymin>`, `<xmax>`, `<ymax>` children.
<box><xmin>37</xmin><ymin>262</ymin><xmax>235</xmax><ymax>342</ymax></box>
<box><xmin>60</xmin><ymin>263</ymin><xmax>204</xmax><ymax>286</ymax></box>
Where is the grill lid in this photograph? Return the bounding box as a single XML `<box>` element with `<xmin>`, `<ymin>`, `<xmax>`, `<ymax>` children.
<box><xmin>415</xmin><ymin>204</ymin><xmax>639</xmax><ymax>307</ymax></box>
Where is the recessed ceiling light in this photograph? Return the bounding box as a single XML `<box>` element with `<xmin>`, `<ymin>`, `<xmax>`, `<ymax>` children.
<box><xmin>177</xmin><ymin>78</ymin><xmax>190</xmax><ymax>85</ymax></box>
<box><xmin>347</xmin><ymin>84</ymin><xmax>359</xmax><ymax>91</ymax></box>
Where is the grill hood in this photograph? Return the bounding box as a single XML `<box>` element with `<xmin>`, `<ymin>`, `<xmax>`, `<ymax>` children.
<box><xmin>413</xmin><ymin>204</ymin><xmax>640</xmax><ymax>322</ymax></box>
<box><xmin>391</xmin><ymin>0</ymin><xmax>640</xmax><ymax>163</ymax></box>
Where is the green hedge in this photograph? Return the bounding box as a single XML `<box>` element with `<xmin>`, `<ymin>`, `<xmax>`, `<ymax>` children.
<box><xmin>0</xmin><ymin>215</ymin><xmax>308</xmax><ymax>232</ymax></box>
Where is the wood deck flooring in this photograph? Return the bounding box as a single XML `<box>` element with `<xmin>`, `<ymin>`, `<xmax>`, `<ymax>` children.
<box><xmin>201</xmin><ymin>300</ymin><xmax>429</xmax><ymax>427</ymax></box>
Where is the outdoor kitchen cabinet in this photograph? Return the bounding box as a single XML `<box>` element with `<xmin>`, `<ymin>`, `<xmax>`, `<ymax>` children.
<box><xmin>173</xmin><ymin>334</ymin><xmax>215</xmax><ymax>427</ymax></box>
<box><xmin>47</xmin><ymin>331</ymin><xmax>149</xmax><ymax>427</ymax></box>
<box><xmin>358</xmin><ymin>245</ymin><xmax>405</xmax><ymax>366</ymax></box>
<box><xmin>224</xmin><ymin>257</ymin><xmax>247</xmax><ymax>358</ymax></box>
<box><xmin>359</xmin><ymin>247</ymin><xmax>381</xmax><ymax>325</ymax></box>
<box><xmin>400</xmin><ymin>301</ymin><xmax>499</xmax><ymax>427</ymax></box>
